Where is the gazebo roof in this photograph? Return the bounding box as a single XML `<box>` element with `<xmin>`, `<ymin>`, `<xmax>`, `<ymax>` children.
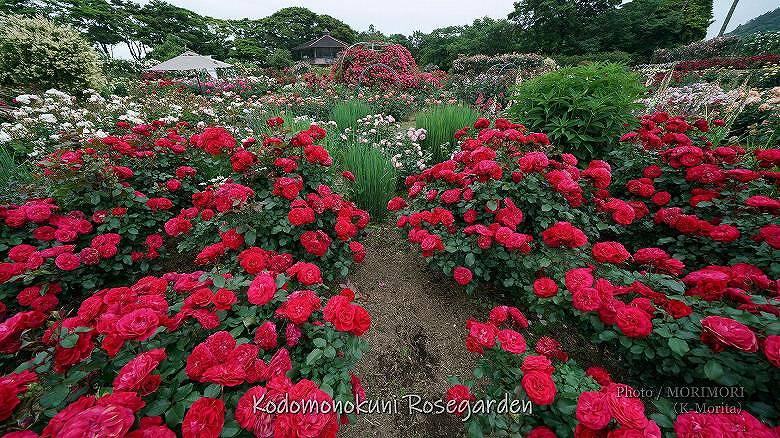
<box><xmin>147</xmin><ymin>51</ymin><xmax>233</xmax><ymax>71</ymax></box>
<box><xmin>293</xmin><ymin>30</ymin><xmax>348</xmax><ymax>51</ymax></box>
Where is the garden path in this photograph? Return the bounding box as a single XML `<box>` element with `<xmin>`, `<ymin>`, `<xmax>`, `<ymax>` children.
<box><xmin>339</xmin><ymin>222</ymin><xmax>482</xmax><ymax>438</ymax></box>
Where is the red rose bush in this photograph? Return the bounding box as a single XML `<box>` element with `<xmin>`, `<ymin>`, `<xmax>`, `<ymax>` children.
<box><xmin>391</xmin><ymin>117</ymin><xmax>780</xmax><ymax>426</ymax></box>
<box><xmin>0</xmin><ymin>117</ymin><xmax>373</xmax><ymax>436</ymax></box>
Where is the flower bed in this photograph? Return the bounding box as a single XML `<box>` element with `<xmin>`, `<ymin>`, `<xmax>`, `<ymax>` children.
<box><xmin>0</xmin><ymin>116</ymin><xmax>373</xmax><ymax>435</ymax></box>
<box><xmin>389</xmin><ymin>117</ymin><xmax>780</xmax><ymax>428</ymax></box>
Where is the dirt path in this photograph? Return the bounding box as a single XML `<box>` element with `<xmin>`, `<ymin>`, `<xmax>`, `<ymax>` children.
<box><xmin>339</xmin><ymin>223</ymin><xmax>484</xmax><ymax>438</ymax></box>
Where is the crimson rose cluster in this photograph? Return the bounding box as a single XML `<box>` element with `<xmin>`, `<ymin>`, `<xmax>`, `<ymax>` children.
<box><xmin>0</xmin><ymin>116</ymin><xmax>374</xmax><ymax>436</ymax></box>
<box><xmin>390</xmin><ymin>117</ymin><xmax>780</xmax><ymax>435</ymax></box>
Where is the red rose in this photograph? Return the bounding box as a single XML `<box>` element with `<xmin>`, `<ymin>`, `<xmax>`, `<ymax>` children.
<box><xmin>576</xmin><ymin>391</ymin><xmax>611</xmax><ymax>430</ymax></box>
<box><xmin>275</xmin><ymin>290</ymin><xmax>321</xmax><ymax>324</ymax></box>
<box><xmin>664</xmin><ymin>299</ymin><xmax>692</xmax><ymax>319</ymax></box>
<box><xmin>615</xmin><ymin>306</ymin><xmax>653</xmax><ymax>338</ymax></box>
<box><xmin>673</xmin><ymin>412</ymin><xmax>726</xmax><ymax>438</ymax></box>
<box><xmin>700</xmin><ymin>316</ymin><xmax>758</xmax><ymax>352</ymax></box>
<box><xmin>521</xmin><ymin>371</ymin><xmax>556</xmax><ymax>405</ymax></box>
<box><xmin>572</xmin><ymin>287</ymin><xmax>602</xmax><ymax>312</ymax></box>
<box><xmin>57</xmin><ymin>403</ymin><xmax>135</xmax><ymax>438</ymax></box>
<box><xmin>497</xmin><ymin>329</ymin><xmax>526</xmax><ymax>354</ymax></box>
<box><xmin>349</xmin><ymin>241</ymin><xmax>366</xmax><ymax>262</ymax></box>
<box><xmin>533</xmin><ymin>277</ymin><xmax>559</xmax><ymax>298</ymax></box>
<box><xmin>237</xmin><ymin>247</ymin><xmax>269</xmax><ymax>275</ymax></box>
<box><xmin>764</xmin><ymin>335</ymin><xmax>780</xmax><ymax>367</ymax></box>
<box><xmin>113</xmin><ymin>348</ymin><xmax>166</xmax><ymax>395</ymax></box>
<box><xmin>235</xmin><ymin>386</ymin><xmax>277</xmax><ymax>437</ymax></box>
<box><xmin>606</xmin><ymin>384</ymin><xmax>648</xmax><ymax>429</ymax></box>
<box><xmin>527</xmin><ymin>426</ymin><xmax>557</xmax><ymax>438</ymax></box>
<box><xmin>585</xmin><ymin>367</ymin><xmax>612</xmax><ymax>386</ymax></box>
<box><xmin>521</xmin><ymin>355</ymin><xmax>554</xmax><ymax>375</ymax></box>
<box><xmin>453</xmin><ymin>266</ymin><xmax>473</xmax><ymax>285</ymax></box>
<box><xmin>592</xmin><ymin>241</ymin><xmax>630</xmax><ymax>264</ymax></box>
<box><xmin>55</xmin><ymin>252</ymin><xmax>80</xmax><ymax>271</ymax></box>
<box><xmin>286</xmin><ymin>262</ymin><xmax>322</xmax><ymax>286</ymax></box>
<box><xmin>323</xmin><ymin>295</ymin><xmax>371</xmax><ymax>336</ymax></box>
<box><xmin>273</xmin><ymin>379</ymin><xmax>338</xmax><ymax>438</ymax></box>
<box><xmin>387</xmin><ymin>197</ymin><xmax>407</xmax><ymax>211</ymax></box>
<box><xmin>542</xmin><ymin>222</ymin><xmax>588</xmax><ymax>248</ymax></box>
<box><xmin>300</xmin><ymin>230</ymin><xmax>332</xmax><ymax>257</ymax></box>
<box><xmin>182</xmin><ymin>397</ymin><xmax>225</xmax><ymax>438</ymax></box>
<box><xmin>254</xmin><ymin>321</ymin><xmax>278</xmax><ymax>350</ymax></box>
<box><xmin>445</xmin><ymin>384</ymin><xmax>475</xmax><ymax>416</ymax></box>
<box><xmin>466</xmin><ymin>321</ymin><xmax>498</xmax><ymax>354</ymax></box>
<box><xmin>247</xmin><ymin>273</ymin><xmax>277</xmax><ymax>306</ymax></box>
<box><xmin>288</xmin><ymin>206</ymin><xmax>315</xmax><ymax>226</ymax></box>
<box><xmin>114</xmin><ymin>308</ymin><xmax>160</xmax><ymax>341</ymax></box>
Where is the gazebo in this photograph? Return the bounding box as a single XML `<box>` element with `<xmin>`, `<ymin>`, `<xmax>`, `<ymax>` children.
<box><xmin>147</xmin><ymin>50</ymin><xmax>233</xmax><ymax>80</ymax></box>
<box><xmin>293</xmin><ymin>30</ymin><xmax>348</xmax><ymax>66</ymax></box>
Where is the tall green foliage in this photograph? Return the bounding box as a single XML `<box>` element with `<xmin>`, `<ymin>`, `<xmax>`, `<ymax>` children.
<box><xmin>415</xmin><ymin>105</ymin><xmax>481</xmax><ymax>162</ymax></box>
<box><xmin>329</xmin><ymin>100</ymin><xmax>375</xmax><ymax>134</ymax></box>
<box><xmin>342</xmin><ymin>144</ymin><xmax>397</xmax><ymax>219</ymax></box>
<box><xmin>508</xmin><ymin>63</ymin><xmax>644</xmax><ymax>161</ymax></box>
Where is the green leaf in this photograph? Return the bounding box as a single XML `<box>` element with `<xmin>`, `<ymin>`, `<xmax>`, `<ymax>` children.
<box><xmin>668</xmin><ymin>338</ymin><xmax>689</xmax><ymax>356</ymax></box>
<box><xmin>306</xmin><ymin>349</ymin><xmax>322</xmax><ymax>365</ymax></box>
<box><xmin>40</xmin><ymin>384</ymin><xmax>69</xmax><ymax>408</ymax></box>
<box><xmin>204</xmin><ymin>384</ymin><xmax>222</xmax><ymax>398</ymax></box>
<box><xmin>703</xmin><ymin>360</ymin><xmax>723</xmax><ymax>381</ymax></box>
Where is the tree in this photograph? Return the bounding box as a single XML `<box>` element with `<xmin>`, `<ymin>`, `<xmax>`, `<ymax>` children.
<box><xmin>133</xmin><ymin>0</ymin><xmax>229</xmax><ymax>59</ymax></box>
<box><xmin>509</xmin><ymin>0</ymin><xmax>620</xmax><ymax>54</ymax></box>
<box><xmin>256</xmin><ymin>7</ymin><xmax>356</xmax><ymax>51</ymax></box>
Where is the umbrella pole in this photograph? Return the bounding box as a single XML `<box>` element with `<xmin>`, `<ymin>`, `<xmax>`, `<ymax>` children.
<box><xmin>196</xmin><ymin>70</ymin><xmax>202</xmax><ymax>94</ymax></box>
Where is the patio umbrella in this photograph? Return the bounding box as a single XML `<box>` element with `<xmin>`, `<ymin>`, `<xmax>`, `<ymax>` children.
<box><xmin>147</xmin><ymin>50</ymin><xmax>232</xmax><ymax>72</ymax></box>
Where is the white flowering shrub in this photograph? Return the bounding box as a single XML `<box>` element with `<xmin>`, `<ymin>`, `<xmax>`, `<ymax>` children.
<box><xmin>0</xmin><ymin>15</ymin><xmax>104</xmax><ymax>92</ymax></box>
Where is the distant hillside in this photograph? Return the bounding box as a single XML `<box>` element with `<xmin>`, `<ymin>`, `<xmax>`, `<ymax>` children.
<box><xmin>729</xmin><ymin>7</ymin><xmax>780</xmax><ymax>36</ymax></box>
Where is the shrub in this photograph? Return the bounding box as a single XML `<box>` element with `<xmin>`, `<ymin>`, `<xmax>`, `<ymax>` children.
<box><xmin>332</xmin><ymin>43</ymin><xmax>442</xmax><ymax>89</ymax></box>
<box><xmin>0</xmin><ymin>15</ymin><xmax>104</xmax><ymax>92</ymax></box>
<box><xmin>449</xmin><ymin>306</ymin><xmax>658</xmax><ymax>436</ymax></box>
<box><xmin>449</xmin><ymin>306</ymin><xmax>778</xmax><ymax>436</ymax></box>
<box><xmin>389</xmin><ymin>118</ymin><xmax>780</xmax><ymax>422</ymax></box>
<box><xmin>0</xmin><ymin>118</ymin><xmax>372</xmax><ymax>435</ymax></box>
<box><xmin>610</xmin><ymin>113</ymin><xmax>780</xmax><ymax>275</ymax></box>
<box><xmin>267</xmin><ymin>48</ymin><xmax>294</xmax><ymax>69</ymax></box>
<box><xmin>508</xmin><ymin>63</ymin><xmax>644</xmax><ymax>161</ymax></box>
<box><xmin>415</xmin><ymin>104</ymin><xmax>481</xmax><ymax>162</ymax></box>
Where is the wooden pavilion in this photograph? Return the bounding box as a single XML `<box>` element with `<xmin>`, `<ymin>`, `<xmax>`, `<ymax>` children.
<box><xmin>292</xmin><ymin>30</ymin><xmax>348</xmax><ymax>66</ymax></box>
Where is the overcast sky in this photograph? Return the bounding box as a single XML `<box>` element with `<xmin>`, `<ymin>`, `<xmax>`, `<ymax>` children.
<box><xmin>138</xmin><ymin>0</ymin><xmax>776</xmax><ymax>36</ymax></box>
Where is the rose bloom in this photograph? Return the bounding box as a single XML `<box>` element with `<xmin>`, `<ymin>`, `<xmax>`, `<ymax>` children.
<box><xmin>445</xmin><ymin>384</ymin><xmax>475</xmax><ymax>416</ymax></box>
<box><xmin>453</xmin><ymin>266</ymin><xmax>473</xmax><ymax>285</ymax></box>
<box><xmin>576</xmin><ymin>391</ymin><xmax>611</xmax><ymax>430</ymax></box>
<box><xmin>533</xmin><ymin>277</ymin><xmax>559</xmax><ymax>298</ymax></box>
<box><xmin>592</xmin><ymin>241</ymin><xmax>630</xmax><ymax>264</ymax></box>
<box><xmin>615</xmin><ymin>306</ymin><xmax>653</xmax><ymax>338</ymax></box>
<box><xmin>701</xmin><ymin>316</ymin><xmax>758</xmax><ymax>353</ymax></box>
<box><xmin>497</xmin><ymin>329</ymin><xmax>526</xmax><ymax>354</ymax></box>
<box><xmin>182</xmin><ymin>397</ymin><xmax>225</xmax><ymax>438</ymax></box>
<box><xmin>521</xmin><ymin>371</ymin><xmax>556</xmax><ymax>405</ymax></box>
<box><xmin>764</xmin><ymin>335</ymin><xmax>780</xmax><ymax>367</ymax></box>
<box><xmin>606</xmin><ymin>384</ymin><xmax>648</xmax><ymax>429</ymax></box>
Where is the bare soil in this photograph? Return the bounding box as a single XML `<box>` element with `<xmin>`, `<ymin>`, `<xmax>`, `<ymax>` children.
<box><xmin>339</xmin><ymin>223</ymin><xmax>484</xmax><ymax>438</ymax></box>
